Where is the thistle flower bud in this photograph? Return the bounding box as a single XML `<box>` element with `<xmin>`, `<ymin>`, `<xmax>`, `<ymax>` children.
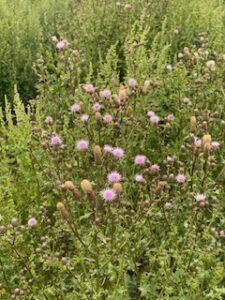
<box><xmin>81</xmin><ymin>180</ymin><xmax>95</xmax><ymax>200</ymax></box>
<box><xmin>93</xmin><ymin>145</ymin><xmax>102</xmax><ymax>165</ymax></box>
<box><xmin>202</xmin><ymin>134</ymin><xmax>211</xmax><ymax>146</ymax></box>
<box><xmin>113</xmin><ymin>182</ymin><xmax>123</xmax><ymax>194</ymax></box>
<box><xmin>56</xmin><ymin>202</ymin><xmax>69</xmax><ymax>220</ymax></box>
<box><xmin>95</xmin><ymin>112</ymin><xmax>102</xmax><ymax>126</ymax></box>
<box><xmin>190</xmin><ymin>116</ymin><xmax>197</xmax><ymax>132</ymax></box>
<box><xmin>61</xmin><ymin>181</ymin><xmax>81</xmax><ymax>198</ymax></box>
<box><xmin>203</xmin><ymin>142</ymin><xmax>211</xmax><ymax>157</ymax></box>
<box><xmin>119</xmin><ymin>85</ymin><xmax>127</xmax><ymax>100</ymax></box>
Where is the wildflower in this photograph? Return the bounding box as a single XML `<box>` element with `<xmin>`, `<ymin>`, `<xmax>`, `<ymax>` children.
<box><xmin>28</xmin><ymin>218</ymin><xmax>37</xmax><ymax>227</ymax></box>
<box><xmin>92</xmin><ymin>102</ymin><xmax>101</xmax><ymax>112</ymax></box>
<box><xmin>56</xmin><ymin>39</ymin><xmax>69</xmax><ymax>50</ymax></box>
<box><xmin>107</xmin><ymin>171</ymin><xmax>122</xmax><ymax>183</ymax></box>
<box><xmin>166</xmin><ymin>64</ymin><xmax>173</xmax><ymax>72</ymax></box>
<box><xmin>75</xmin><ymin>140</ymin><xmax>89</xmax><ymax>151</ymax></box>
<box><xmin>220</xmin><ymin>230</ymin><xmax>225</xmax><ymax>238</ymax></box>
<box><xmin>194</xmin><ymin>137</ymin><xmax>202</xmax><ymax>148</ymax></box>
<box><xmin>150</xmin><ymin>164</ymin><xmax>160</xmax><ymax>173</ymax></box>
<box><xmin>176</xmin><ymin>174</ymin><xmax>186</xmax><ymax>183</ymax></box>
<box><xmin>128</xmin><ymin>78</ymin><xmax>137</xmax><ymax>88</ymax></box>
<box><xmin>211</xmin><ymin>141</ymin><xmax>220</xmax><ymax>150</ymax></box>
<box><xmin>147</xmin><ymin>111</ymin><xmax>155</xmax><ymax>118</ymax></box>
<box><xmin>101</xmin><ymin>188</ymin><xmax>116</xmax><ymax>202</ymax></box>
<box><xmin>103</xmin><ymin>113</ymin><xmax>113</xmax><ymax>123</ymax></box>
<box><xmin>44</xmin><ymin>116</ymin><xmax>53</xmax><ymax>125</ymax></box>
<box><xmin>166</xmin><ymin>114</ymin><xmax>175</xmax><ymax>122</ymax></box>
<box><xmin>71</xmin><ymin>104</ymin><xmax>81</xmax><ymax>113</ymax></box>
<box><xmin>100</xmin><ymin>89</ymin><xmax>111</xmax><ymax>100</ymax></box>
<box><xmin>103</xmin><ymin>145</ymin><xmax>113</xmax><ymax>153</ymax></box>
<box><xmin>113</xmin><ymin>183</ymin><xmax>123</xmax><ymax>194</ymax></box>
<box><xmin>135</xmin><ymin>174</ymin><xmax>146</xmax><ymax>183</ymax></box>
<box><xmin>166</xmin><ymin>156</ymin><xmax>174</xmax><ymax>163</ymax></box>
<box><xmin>83</xmin><ymin>84</ymin><xmax>95</xmax><ymax>94</ymax></box>
<box><xmin>182</xmin><ymin>97</ymin><xmax>191</xmax><ymax>104</ymax></box>
<box><xmin>134</xmin><ymin>155</ymin><xmax>147</xmax><ymax>166</ymax></box>
<box><xmin>195</xmin><ymin>194</ymin><xmax>206</xmax><ymax>203</ymax></box>
<box><xmin>164</xmin><ymin>202</ymin><xmax>173</xmax><ymax>210</ymax></box>
<box><xmin>80</xmin><ymin>114</ymin><xmax>89</xmax><ymax>123</ymax></box>
<box><xmin>51</xmin><ymin>135</ymin><xmax>62</xmax><ymax>146</ymax></box>
<box><xmin>112</xmin><ymin>147</ymin><xmax>124</xmax><ymax>158</ymax></box>
<box><xmin>149</xmin><ymin>115</ymin><xmax>160</xmax><ymax>125</ymax></box>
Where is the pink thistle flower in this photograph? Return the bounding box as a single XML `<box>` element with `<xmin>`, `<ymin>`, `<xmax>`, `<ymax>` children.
<box><xmin>135</xmin><ymin>174</ymin><xmax>146</xmax><ymax>183</ymax></box>
<box><xmin>150</xmin><ymin>164</ymin><xmax>160</xmax><ymax>173</ymax></box>
<box><xmin>194</xmin><ymin>137</ymin><xmax>202</xmax><ymax>148</ymax></box>
<box><xmin>101</xmin><ymin>188</ymin><xmax>116</xmax><ymax>202</ymax></box>
<box><xmin>56</xmin><ymin>39</ymin><xmax>69</xmax><ymax>50</ymax></box>
<box><xmin>166</xmin><ymin>114</ymin><xmax>175</xmax><ymax>122</ymax></box>
<box><xmin>103</xmin><ymin>145</ymin><xmax>113</xmax><ymax>153</ymax></box>
<box><xmin>211</xmin><ymin>141</ymin><xmax>220</xmax><ymax>150</ymax></box>
<box><xmin>149</xmin><ymin>115</ymin><xmax>160</xmax><ymax>125</ymax></box>
<box><xmin>220</xmin><ymin>230</ymin><xmax>225</xmax><ymax>238</ymax></box>
<box><xmin>44</xmin><ymin>116</ymin><xmax>53</xmax><ymax>125</ymax></box>
<box><xmin>103</xmin><ymin>113</ymin><xmax>113</xmax><ymax>123</ymax></box>
<box><xmin>195</xmin><ymin>194</ymin><xmax>206</xmax><ymax>203</ymax></box>
<box><xmin>51</xmin><ymin>135</ymin><xmax>62</xmax><ymax>146</ymax></box>
<box><xmin>80</xmin><ymin>114</ymin><xmax>89</xmax><ymax>123</ymax></box>
<box><xmin>176</xmin><ymin>174</ymin><xmax>186</xmax><ymax>183</ymax></box>
<box><xmin>28</xmin><ymin>218</ymin><xmax>37</xmax><ymax>227</ymax></box>
<box><xmin>166</xmin><ymin>156</ymin><xmax>174</xmax><ymax>163</ymax></box>
<box><xmin>75</xmin><ymin>140</ymin><xmax>89</xmax><ymax>151</ymax></box>
<box><xmin>128</xmin><ymin>78</ymin><xmax>137</xmax><ymax>88</ymax></box>
<box><xmin>112</xmin><ymin>147</ymin><xmax>124</xmax><ymax>158</ymax></box>
<box><xmin>134</xmin><ymin>155</ymin><xmax>147</xmax><ymax>166</ymax></box>
<box><xmin>147</xmin><ymin>111</ymin><xmax>155</xmax><ymax>118</ymax></box>
<box><xmin>71</xmin><ymin>104</ymin><xmax>81</xmax><ymax>113</ymax></box>
<box><xmin>100</xmin><ymin>89</ymin><xmax>111</xmax><ymax>100</ymax></box>
<box><xmin>107</xmin><ymin>171</ymin><xmax>122</xmax><ymax>183</ymax></box>
<box><xmin>83</xmin><ymin>84</ymin><xmax>95</xmax><ymax>94</ymax></box>
<box><xmin>92</xmin><ymin>102</ymin><xmax>101</xmax><ymax>112</ymax></box>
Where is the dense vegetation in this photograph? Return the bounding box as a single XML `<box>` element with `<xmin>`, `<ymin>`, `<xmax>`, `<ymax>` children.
<box><xmin>1</xmin><ymin>0</ymin><xmax>225</xmax><ymax>299</ymax></box>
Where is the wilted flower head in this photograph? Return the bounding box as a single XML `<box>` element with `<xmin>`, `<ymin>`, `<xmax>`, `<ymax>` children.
<box><xmin>164</xmin><ymin>202</ymin><xmax>173</xmax><ymax>210</ymax></box>
<box><xmin>83</xmin><ymin>84</ymin><xmax>95</xmax><ymax>94</ymax></box>
<box><xmin>92</xmin><ymin>102</ymin><xmax>101</xmax><ymax>112</ymax></box>
<box><xmin>107</xmin><ymin>171</ymin><xmax>122</xmax><ymax>183</ymax></box>
<box><xmin>100</xmin><ymin>89</ymin><xmax>111</xmax><ymax>100</ymax></box>
<box><xmin>134</xmin><ymin>155</ymin><xmax>147</xmax><ymax>166</ymax></box>
<box><xmin>128</xmin><ymin>78</ymin><xmax>137</xmax><ymax>88</ymax></box>
<box><xmin>101</xmin><ymin>188</ymin><xmax>116</xmax><ymax>202</ymax></box>
<box><xmin>44</xmin><ymin>116</ymin><xmax>53</xmax><ymax>125</ymax></box>
<box><xmin>80</xmin><ymin>114</ymin><xmax>89</xmax><ymax>123</ymax></box>
<box><xmin>76</xmin><ymin>140</ymin><xmax>89</xmax><ymax>151</ymax></box>
<box><xmin>103</xmin><ymin>113</ymin><xmax>113</xmax><ymax>123</ymax></box>
<box><xmin>56</xmin><ymin>39</ymin><xmax>69</xmax><ymax>50</ymax></box>
<box><xmin>28</xmin><ymin>217</ymin><xmax>37</xmax><ymax>227</ymax></box>
<box><xmin>51</xmin><ymin>135</ymin><xmax>62</xmax><ymax>146</ymax></box>
<box><xmin>71</xmin><ymin>104</ymin><xmax>81</xmax><ymax>113</ymax></box>
<box><xmin>135</xmin><ymin>174</ymin><xmax>146</xmax><ymax>183</ymax></box>
<box><xmin>112</xmin><ymin>147</ymin><xmax>124</xmax><ymax>158</ymax></box>
<box><xmin>176</xmin><ymin>174</ymin><xmax>186</xmax><ymax>183</ymax></box>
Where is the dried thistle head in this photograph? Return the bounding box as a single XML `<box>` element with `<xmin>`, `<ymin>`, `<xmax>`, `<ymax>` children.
<box><xmin>113</xmin><ymin>182</ymin><xmax>123</xmax><ymax>194</ymax></box>
<box><xmin>93</xmin><ymin>145</ymin><xmax>102</xmax><ymax>165</ymax></box>
<box><xmin>190</xmin><ymin>116</ymin><xmax>197</xmax><ymax>132</ymax></box>
<box><xmin>81</xmin><ymin>179</ymin><xmax>93</xmax><ymax>194</ymax></box>
<box><xmin>56</xmin><ymin>202</ymin><xmax>69</xmax><ymax>220</ymax></box>
<box><xmin>202</xmin><ymin>134</ymin><xmax>211</xmax><ymax>146</ymax></box>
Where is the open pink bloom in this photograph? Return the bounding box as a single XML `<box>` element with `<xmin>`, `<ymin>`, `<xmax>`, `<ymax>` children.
<box><xmin>44</xmin><ymin>116</ymin><xmax>53</xmax><ymax>125</ymax></box>
<box><xmin>128</xmin><ymin>78</ymin><xmax>137</xmax><ymax>88</ymax></box>
<box><xmin>75</xmin><ymin>140</ymin><xmax>89</xmax><ymax>151</ymax></box>
<box><xmin>149</xmin><ymin>115</ymin><xmax>160</xmax><ymax>125</ymax></box>
<box><xmin>101</xmin><ymin>188</ymin><xmax>116</xmax><ymax>202</ymax></box>
<box><xmin>92</xmin><ymin>102</ymin><xmax>101</xmax><ymax>112</ymax></box>
<box><xmin>166</xmin><ymin>156</ymin><xmax>174</xmax><ymax>163</ymax></box>
<box><xmin>176</xmin><ymin>174</ymin><xmax>186</xmax><ymax>183</ymax></box>
<box><xmin>135</xmin><ymin>174</ymin><xmax>146</xmax><ymax>183</ymax></box>
<box><xmin>103</xmin><ymin>145</ymin><xmax>113</xmax><ymax>153</ymax></box>
<box><xmin>103</xmin><ymin>113</ymin><xmax>113</xmax><ymax>123</ymax></box>
<box><xmin>71</xmin><ymin>104</ymin><xmax>81</xmax><ymax>113</ymax></box>
<box><xmin>211</xmin><ymin>141</ymin><xmax>220</xmax><ymax>150</ymax></box>
<box><xmin>100</xmin><ymin>89</ymin><xmax>111</xmax><ymax>100</ymax></box>
<box><xmin>51</xmin><ymin>135</ymin><xmax>62</xmax><ymax>146</ymax></box>
<box><xmin>195</xmin><ymin>194</ymin><xmax>206</xmax><ymax>203</ymax></box>
<box><xmin>134</xmin><ymin>155</ymin><xmax>147</xmax><ymax>166</ymax></box>
<box><xmin>107</xmin><ymin>171</ymin><xmax>122</xmax><ymax>183</ymax></box>
<box><xmin>147</xmin><ymin>111</ymin><xmax>155</xmax><ymax>118</ymax></box>
<box><xmin>166</xmin><ymin>114</ymin><xmax>175</xmax><ymax>122</ymax></box>
<box><xmin>150</xmin><ymin>164</ymin><xmax>160</xmax><ymax>173</ymax></box>
<box><xmin>80</xmin><ymin>114</ymin><xmax>89</xmax><ymax>123</ymax></box>
<box><xmin>220</xmin><ymin>230</ymin><xmax>225</xmax><ymax>238</ymax></box>
<box><xmin>194</xmin><ymin>137</ymin><xmax>202</xmax><ymax>148</ymax></box>
<box><xmin>83</xmin><ymin>84</ymin><xmax>95</xmax><ymax>94</ymax></box>
<box><xmin>28</xmin><ymin>218</ymin><xmax>37</xmax><ymax>227</ymax></box>
<box><xmin>56</xmin><ymin>39</ymin><xmax>69</xmax><ymax>50</ymax></box>
<box><xmin>112</xmin><ymin>147</ymin><xmax>124</xmax><ymax>158</ymax></box>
